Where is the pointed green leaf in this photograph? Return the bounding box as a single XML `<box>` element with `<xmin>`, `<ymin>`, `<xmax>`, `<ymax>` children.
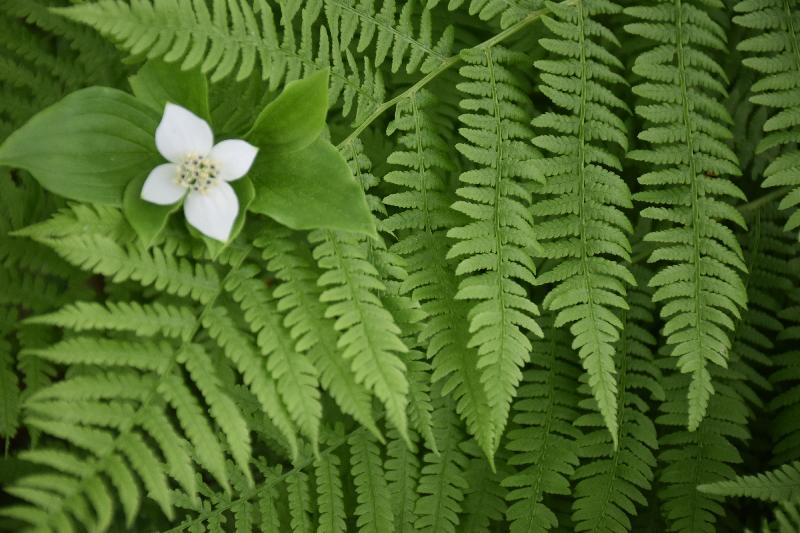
<box><xmin>129</xmin><ymin>60</ymin><xmax>210</xmax><ymax>121</ymax></box>
<box><xmin>0</xmin><ymin>87</ymin><xmax>161</xmax><ymax>205</ymax></box>
<box><xmin>249</xmin><ymin>138</ymin><xmax>376</xmax><ymax>237</ymax></box>
<box><xmin>246</xmin><ymin>69</ymin><xmax>329</xmax><ymax>154</ymax></box>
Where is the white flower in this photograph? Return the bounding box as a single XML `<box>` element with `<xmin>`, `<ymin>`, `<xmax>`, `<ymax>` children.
<box><xmin>141</xmin><ymin>103</ymin><xmax>258</xmax><ymax>242</ymax></box>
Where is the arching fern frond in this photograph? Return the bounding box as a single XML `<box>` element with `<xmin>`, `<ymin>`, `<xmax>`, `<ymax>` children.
<box><xmin>657</xmin><ymin>365</ymin><xmax>749</xmax><ymax>533</ymax></box>
<box><xmin>571</xmin><ymin>267</ymin><xmax>662</xmax><ymax>533</ymax></box>
<box><xmin>310</xmin><ymin>229</ymin><xmax>409</xmax><ymax>440</ymax></box>
<box><xmin>699</xmin><ymin>461</ymin><xmax>800</xmax><ymax>503</ymax></box>
<box><xmin>502</xmin><ymin>318</ymin><xmax>582</xmax><ymax>533</ymax></box>
<box><xmin>414</xmin><ymin>397</ymin><xmax>468</xmax><ymax>533</ymax></box>
<box><xmin>382</xmin><ymin>90</ymin><xmax>500</xmax><ymax>459</ymax></box>
<box><xmin>733</xmin><ymin>0</ymin><xmax>800</xmax><ymax>233</ymax></box>
<box><xmin>256</xmin><ymin>223</ymin><xmax>379</xmax><ymax>439</ymax></box>
<box><xmin>448</xmin><ymin>45</ymin><xmax>544</xmax><ymax>451</ymax></box>
<box><xmin>625</xmin><ymin>0</ymin><xmax>748</xmax><ymax>430</ymax></box>
<box><xmin>531</xmin><ymin>0</ymin><xmax>634</xmax><ymax>445</ymax></box>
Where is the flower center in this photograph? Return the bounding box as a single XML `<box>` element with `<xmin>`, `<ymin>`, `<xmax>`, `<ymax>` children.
<box><xmin>176</xmin><ymin>153</ymin><xmax>219</xmax><ymax>193</ymax></box>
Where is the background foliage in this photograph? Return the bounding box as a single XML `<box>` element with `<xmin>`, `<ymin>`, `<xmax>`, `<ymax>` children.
<box><xmin>1</xmin><ymin>0</ymin><xmax>799</xmax><ymax>531</ymax></box>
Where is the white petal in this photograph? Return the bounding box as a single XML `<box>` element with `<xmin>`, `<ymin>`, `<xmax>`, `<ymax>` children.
<box><xmin>141</xmin><ymin>164</ymin><xmax>185</xmax><ymax>205</ymax></box>
<box><xmin>184</xmin><ymin>182</ymin><xmax>239</xmax><ymax>242</ymax></box>
<box><xmin>155</xmin><ymin>103</ymin><xmax>214</xmax><ymax>162</ymax></box>
<box><xmin>209</xmin><ymin>140</ymin><xmax>259</xmax><ymax>181</ymax></box>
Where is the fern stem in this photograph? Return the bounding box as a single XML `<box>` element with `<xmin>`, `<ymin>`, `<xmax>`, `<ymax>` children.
<box><xmin>337</xmin><ymin>1</ymin><xmax>576</xmax><ymax>149</ymax></box>
<box><xmin>737</xmin><ymin>187</ymin><xmax>792</xmax><ymax>213</ymax></box>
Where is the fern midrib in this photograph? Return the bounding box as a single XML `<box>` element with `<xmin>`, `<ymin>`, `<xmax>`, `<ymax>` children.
<box><xmin>575</xmin><ymin>0</ymin><xmax>613</xmax><ymax>413</ymax></box>
<box><xmin>357</xmin><ymin>437</ymin><xmax>385</xmax><ymax>533</ymax></box>
<box><xmin>589</xmin><ymin>307</ymin><xmax>632</xmax><ymax>531</ymax></box>
<box><xmin>428</xmin><ymin>448</ymin><xmax>458</xmax><ymax>532</ymax></box>
<box><xmin>33</xmin><ymin>245</ymin><xmax>252</xmax><ymax>530</ymax></box>
<box><xmin>410</xmin><ymin>95</ymin><xmax>434</xmax><ymax>235</ymax></box>
<box><xmin>674</xmin><ymin>0</ymin><xmax>706</xmax><ymax>400</ymax></box>
<box><xmin>485</xmin><ymin>45</ymin><xmax>511</xmax><ymax>417</ymax></box>
<box><xmin>522</xmin><ymin>341</ymin><xmax>560</xmax><ymax>533</ymax></box>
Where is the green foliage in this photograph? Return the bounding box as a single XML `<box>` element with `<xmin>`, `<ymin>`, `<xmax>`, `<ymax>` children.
<box><xmin>4</xmin><ymin>0</ymin><xmax>800</xmax><ymax>531</ymax></box>
<box><xmin>733</xmin><ymin>0</ymin><xmax>800</xmax><ymax>232</ymax></box>
<box><xmin>532</xmin><ymin>0</ymin><xmax>634</xmax><ymax>446</ymax></box>
<box><xmin>626</xmin><ymin>0</ymin><xmax>748</xmax><ymax>431</ymax></box>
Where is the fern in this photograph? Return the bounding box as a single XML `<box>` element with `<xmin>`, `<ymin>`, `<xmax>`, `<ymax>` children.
<box><xmin>5</xmin><ymin>0</ymin><xmax>800</xmax><ymax>530</ymax></box>
<box><xmin>448</xmin><ymin>45</ymin><xmax>544</xmax><ymax>452</ymax></box>
<box><xmin>570</xmin><ymin>267</ymin><xmax>662</xmax><ymax>532</ymax></box>
<box><xmin>502</xmin><ymin>318</ymin><xmax>582</xmax><ymax>533</ymax></box>
<box><xmin>625</xmin><ymin>0</ymin><xmax>748</xmax><ymax>430</ymax></box>
<box><xmin>531</xmin><ymin>0</ymin><xmax>634</xmax><ymax>445</ymax></box>
<box><xmin>733</xmin><ymin>0</ymin><xmax>800</xmax><ymax>233</ymax></box>
<box><xmin>699</xmin><ymin>461</ymin><xmax>800</xmax><ymax>502</ymax></box>
<box><xmin>349</xmin><ymin>430</ymin><xmax>394</xmax><ymax>532</ymax></box>
<box><xmin>257</xmin><ymin>222</ymin><xmax>379</xmax><ymax>438</ymax></box>
<box><xmin>382</xmin><ymin>89</ymin><xmax>501</xmax><ymax>459</ymax></box>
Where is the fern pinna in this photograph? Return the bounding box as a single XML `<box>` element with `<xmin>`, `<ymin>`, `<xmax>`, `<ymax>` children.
<box><xmin>4</xmin><ymin>0</ymin><xmax>800</xmax><ymax>531</ymax></box>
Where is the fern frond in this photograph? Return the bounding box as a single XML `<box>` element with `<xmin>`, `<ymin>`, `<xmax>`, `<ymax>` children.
<box><xmin>657</xmin><ymin>366</ymin><xmax>749</xmax><ymax>533</ymax></box>
<box><xmin>385</xmin><ymin>428</ymin><xmax>421</xmax><ymax>533</ymax></box>
<box><xmin>225</xmin><ymin>264</ymin><xmax>322</xmax><ymax>448</ymax></box>
<box><xmin>34</xmin><ymin>231</ymin><xmax>221</xmax><ymax>303</ymax></box>
<box><xmin>257</xmin><ymin>219</ymin><xmax>379</xmax><ymax>438</ymax></box>
<box><xmin>532</xmin><ymin>0</ymin><xmax>634</xmax><ymax>445</ymax></box>
<box><xmin>310</xmin><ymin>229</ymin><xmax>409</xmax><ymax>440</ymax></box>
<box><xmin>315</xmin><ymin>451</ymin><xmax>346</xmax><ymax>533</ymax></box>
<box><xmin>461</xmin><ymin>454</ymin><xmax>507</xmax><ymax>533</ymax></box>
<box><xmin>414</xmin><ymin>399</ymin><xmax>468</xmax><ymax>533</ymax></box>
<box><xmin>201</xmin><ymin>305</ymin><xmax>300</xmax><ymax>458</ymax></box>
<box><xmin>349</xmin><ymin>430</ymin><xmax>394</xmax><ymax>533</ymax></box>
<box><xmin>52</xmin><ymin>0</ymin><xmax>438</xmax><ymax>121</ymax></box>
<box><xmin>447</xmin><ymin>45</ymin><xmax>544</xmax><ymax>450</ymax></box>
<box><xmin>626</xmin><ymin>0</ymin><xmax>748</xmax><ymax>430</ymax></box>
<box><xmin>28</xmin><ymin>300</ymin><xmax>196</xmax><ymax>340</ymax></box>
<box><xmin>502</xmin><ymin>318</ymin><xmax>582</xmax><ymax>533</ymax></box>
<box><xmin>286</xmin><ymin>471</ymin><xmax>312</xmax><ymax>533</ymax></box>
<box><xmin>571</xmin><ymin>268</ymin><xmax>662</xmax><ymax>533</ymax></box>
<box><xmin>699</xmin><ymin>461</ymin><xmax>800</xmax><ymax>502</ymax></box>
<box><xmin>383</xmin><ymin>90</ymin><xmax>501</xmax><ymax>459</ymax></box>
<box><xmin>771</xmin><ymin>290</ymin><xmax>800</xmax><ymax>464</ymax></box>
<box><xmin>733</xmin><ymin>0</ymin><xmax>800</xmax><ymax>232</ymax></box>
<box><xmin>329</xmin><ymin>0</ymin><xmax>453</xmax><ymax>74</ymax></box>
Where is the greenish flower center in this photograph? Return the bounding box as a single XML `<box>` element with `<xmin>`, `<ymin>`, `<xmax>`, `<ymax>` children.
<box><xmin>177</xmin><ymin>153</ymin><xmax>219</xmax><ymax>193</ymax></box>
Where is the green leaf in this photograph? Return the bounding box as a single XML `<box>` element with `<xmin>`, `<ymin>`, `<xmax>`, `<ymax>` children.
<box><xmin>249</xmin><ymin>138</ymin><xmax>376</xmax><ymax>237</ymax></box>
<box><xmin>0</xmin><ymin>87</ymin><xmax>161</xmax><ymax>205</ymax></box>
<box><xmin>246</xmin><ymin>69</ymin><xmax>329</xmax><ymax>154</ymax></box>
<box><xmin>129</xmin><ymin>60</ymin><xmax>210</xmax><ymax>121</ymax></box>
<box><xmin>122</xmin><ymin>176</ymin><xmax>177</xmax><ymax>247</ymax></box>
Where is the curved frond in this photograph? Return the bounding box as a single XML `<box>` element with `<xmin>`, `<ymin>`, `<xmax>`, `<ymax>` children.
<box><xmin>532</xmin><ymin>0</ymin><xmax>634</xmax><ymax>444</ymax></box>
<box><xmin>626</xmin><ymin>0</ymin><xmax>748</xmax><ymax>430</ymax></box>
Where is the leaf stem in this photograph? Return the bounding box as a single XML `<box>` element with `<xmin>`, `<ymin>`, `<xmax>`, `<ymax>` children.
<box><xmin>336</xmin><ymin>2</ymin><xmax>574</xmax><ymax>149</ymax></box>
<box><xmin>737</xmin><ymin>186</ymin><xmax>791</xmax><ymax>213</ymax></box>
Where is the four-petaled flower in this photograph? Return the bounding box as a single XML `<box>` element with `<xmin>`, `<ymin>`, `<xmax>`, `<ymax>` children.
<box><xmin>141</xmin><ymin>103</ymin><xmax>258</xmax><ymax>242</ymax></box>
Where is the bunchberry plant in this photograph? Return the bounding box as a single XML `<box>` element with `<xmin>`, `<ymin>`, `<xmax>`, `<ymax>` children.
<box><xmin>0</xmin><ymin>0</ymin><xmax>799</xmax><ymax>532</ymax></box>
